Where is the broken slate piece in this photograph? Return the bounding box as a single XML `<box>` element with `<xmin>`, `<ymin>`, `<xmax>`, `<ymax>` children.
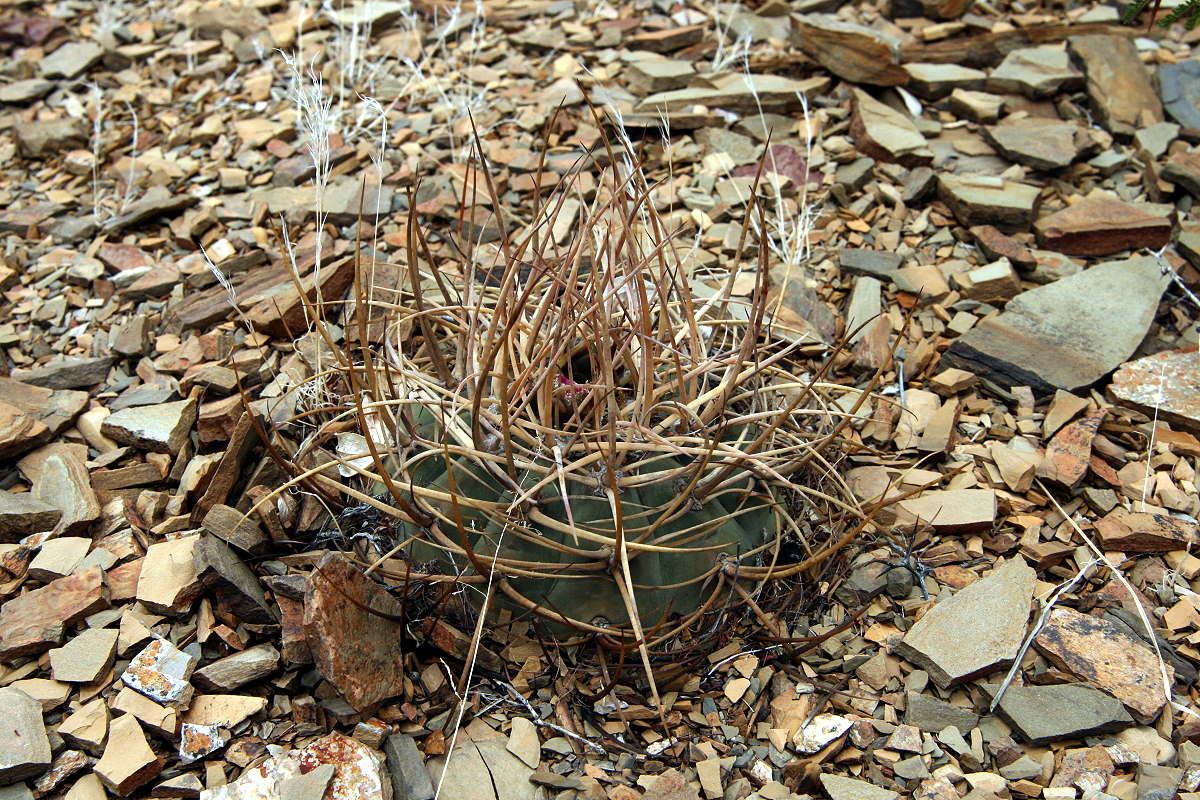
<box><xmin>122</xmin><ymin>638</ymin><xmax>197</xmax><ymax>707</ymax></box>
<box><xmin>0</xmin><ymin>688</ymin><xmax>52</xmax><ymax>783</ymax></box>
<box><xmin>0</xmin><ymin>378</ymin><xmax>88</xmax><ymax>436</ymax></box>
<box><xmin>101</xmin><ymin>186</ymin><xmax>199</xmax><ymax>234</ymax></box>
<box><xmin>820</xmin><ymin>774</ymin><xmax>899</xmax><ymax>800</ymax></box>
<box><xmin>983</xmin><ymin>118</ymin><xmax>1089</xmax><ymax>171</ymax></box>
<box><xmin>850</xmin><ymin>89</ymin><xmax>933</xmax><ymax>166</ymax></box>
<box><xmin>1068</xmin><ymin>35</ymin><xmax>1163</xmax><ymax>137</ymax></box>
<box><xmin>200</xmin><ymin>504</ymin><xmax>268</xmax><ymax>554</ymax></box>
<box><xmin>102</xmin><ymin>399</ymin><xmax>197</xmax><ymax>456</ymax></box>
<box><xmin>0</xmin><ymin>492</ymin><xmax>62</xmax><ymax>542</ymax></box>
<box><xmin>944</xmin><ymin>257</ymin><xmax>1169</xmax><ymax>394</ymax></box>
<box><xmin>40</xmin><ymin>41</ymin><xmax>103</xmax><ymax>79</ymax></box>
<box><xmin>981</xmin><ymin>683</ymin><xmax>1133</xmax><ymax>743</ymax></box>
<box><xmin>905</xmin><ymin>691</ymin><xmax>979</xmax><ymax>733</ymax></box>
<box><xmin>28</xmin><ymin>536</ymin><xmax>90</xmax><ymax>581</ymax></box>
<box><xmin>1037</xmin><ymin>408</ymin><xmax>1105</xmax><ymax>489</ymax></box>
<box><xmin>385</xmin><ymin>734</ymin><xmax>435</xmax><ymax>800</ymax></box>
<box><xmin>11</xmin><ymin>357</ymin><xmax>114</xmax><ymax>390</ymax></box>
<box><xmin>1094</xmin><ymin>507</ymin><xmax>1198</xmax><ymax>553</ymax></box>
<box><xmin>136</xmin><ymin>534</ymin><xmax>203</xmax><ymax>614</ymax></box>
<box><xmin>988</xmin><ymin>46</ymin><xmax>1083</xmax><ymax>98</ymax></box>
<box><xmin>193</xmin><ymin>643</ymin><xmax>279</xmax><ymax>692</ymax></box>
<box><xmin>49</xmin><ymin>627</ymin><xmax>119</xmax><ymax>683</ymax></box>
<box><xmin>1159</xmin><ymin>60</ymin><xmax>1200</xmax><ymax>129</ymax></box>
<box><xmin>903</xmin><ymin>63</ymin><xmax>985</xmax><ymax>100</ymax></box>
<box><xmin>1034</xmin><ymin>194</ymin><xmax>1173</xmax><ymax>256</ymax></box>
<box><xmin>1109</xmin><ymin>349</ymin><xmax>1200</xmax><ymax>434</ymax></box>
<box><xmin>791</xmin><ymin>17</ymin><xmax>907</xmax><ymax>86</ymax></box>
<box><xmin>94</xmin><ymin>714</ymin><xmax>163</xmax><ymax>795</ymax></box>
<box><xmin>839</xmin><ymin>248</ymin><xmax>902</xmax><ymax>278</ymax></box>
<box><xmin>899</xmin><ymin>489</ymin><xmax>996</xmax><ymax>534</ymax></box>
<box><xmin>0</xmin><ymin>566</ymin><xmax>108</xmax><ymax>660</ymax></box>
<box><xmin>33</xmin><ymin>448</ymin><xmax>100</xmax><ymax>536</ymax></box>
<box><xmin>193</xmin><ymin>534</ymin><xmax>275</xmax><ymax>623</ymax></box>
<box><xmin>303</xmin><ymin>552</ymin><xmax>406</xmax><ymax>711</ymax></box>
<box><xmin>895</xmin><ymin>557</ymin><xmax>1034</xmax><ymax>688</ymax></box>
<box><xmin>1034</xmin><ymin>606</ymin><xmax>1173</xmax><ymax>722</ymax></box>
<box><xmin>938</xmin><ymin>174</ymin><xmax>1040</xmax><ymax>230</ymax></box>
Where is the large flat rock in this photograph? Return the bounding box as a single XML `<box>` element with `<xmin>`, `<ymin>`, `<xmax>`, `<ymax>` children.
<box><xmin>895</xmin><ymin>557</ymin><xmax>1034</xmax><ymax>688</ymax></box>
<box><xmin>982</xmin><ymin>683</ymin><xmax>1133</xmax><ymax>743</ymax></box>
<box><xmin>944</xmin><ymin>257</ymin><xmax>1170</xmax><ymax>394</ymax></box>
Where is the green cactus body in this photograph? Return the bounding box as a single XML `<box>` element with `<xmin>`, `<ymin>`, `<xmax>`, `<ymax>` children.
<box><xmin>392</xmin><ymin>407</ymin><xmax>778</xmax><ymax>631</ymax></box>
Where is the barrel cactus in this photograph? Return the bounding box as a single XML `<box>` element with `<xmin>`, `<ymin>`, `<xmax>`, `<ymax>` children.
<box><xmin>281</xmin><ymin>129</ymin><xmax>878</xmax><ymax>692</ymax></box>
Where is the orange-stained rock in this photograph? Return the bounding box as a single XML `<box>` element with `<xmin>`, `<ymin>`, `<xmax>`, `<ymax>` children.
<box><xmin>1034</xmin><ymin>606</ymin><xmax>1173</xmax><ymax>722</ymax></box>
<box><xmin>1109</xmin><ymin>349</ymin><xmax>1200</xmax><ymax>435</ymax></box>
<box><xmin>1037</xmin><ymin>407</ymin><xmax>1105</xmax><ymax>488</ymax></box>
<box><xmin>0</xmin><ymin>566</ymin><xmax>108</xmax><ymax>661</ymax></box>
<box><xmin>1094</xmin><ymin>507</ymin><xmax>1199</xmax><ymax>553</ymax></box>
<box><xmin>303</xmin><ymin>552</ymin><xmax>405</xmax><ymax>711</ymax></box>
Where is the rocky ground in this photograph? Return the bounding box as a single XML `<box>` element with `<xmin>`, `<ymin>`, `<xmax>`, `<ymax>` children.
<box><xmin>0</xmin><ymin>0</ymin><xmax>1199</xmax><ymax>799</ymax></box>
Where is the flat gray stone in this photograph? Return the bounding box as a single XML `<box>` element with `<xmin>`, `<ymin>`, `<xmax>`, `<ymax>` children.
<box><xmin>0</xmin><ymin>688</ymin><xmax>51</xmax><ymax>783</ymax></box>
<box><xmin>100</xmin><ymin>186</ymin><xmax>198</xmax><ymax>234</ymax></box>
<box><xmin>820</xmin><ymin>774</ymin><xmax>899</xmax><ymax>800</ymax></box>
<box><xmin>102</xmin><ymin>399</ymin><xmax>196</xmax><ymax>455</ymax></box>
<box><xmin>1069</xmin><ymin>35</ymin><xmax>1163</xmax><ymax>137</ymax></box>
<box><xmin>944</xmin><ymin>257</ymin><xmax>1170</xmax><ymax>394</ymax></box>
<box><xmin>1134</xmin><ymin>122</ymin><xmax>1180</xmax><ymax>157</ymax></box>
<box><xmin>14</xmin><ymin>115</ymin><xmax>87</xmax><ymax>159</ymax></box>
<box><xmin>850</xmin><ymin>88</ymin><xmax>933</xmax><ymax>166</ymax></box>
<box><xmin>937</xmin><ymin>174</ymin><xmax>1040</xmax><ymax>230</ymax></box>
<box><xmin>905</xmin><ymin>691</ymin><xmax>980</xmax><ymax>733</ymax></box>
<box><xmin>1159</xmin><ymin>60</ymin><xmax>1200</xmax><ymax>129</ymax></box>
<box><xmin>839</xmin><ymin>248</ymin><xmax>902</xmax><ymax>278</ymax></box>
<box><xmin>194</xmin><ymin>644</ymin><xmax>279</xmax><ymax>692</ymax></box>
<box><xmin>385</xmin><ymin>734</ymin><xmax>435</xmax><ymax>800</ymax></box>
<box><xmin>988</xmin><ymin>46</ymin><xmax>1083</xmax><ymax>98</ymax></box>
<box><xmin>984</xmin><ymin>118</ymin><xmax>1089</xmax><ymax>171</ymax></box>
<box><xmin>895</xmin><ymin>558</ymin><xmax>1034</xmax><ymax>688</ymax></box>
<box><xmin>11</xmin><ymin>357</ymin><xmax>113</xmax><ymax>390</ymax></box>
<box><xmin>40</xmin><ymin>41</ymin><xmax>103</xmax><ymax>79</ymax></box>
<box><xmin>904</xmin><ymin>62</ymin><xmax>985</xmax><ymax>100</ymax></box>
<box><xmin>194</xmin><ymin>534</ymin><xmax>275</xmax><ymax>624</ymax></box>
<box><xmin>0</xmin><ymin>79</ymin><xmax>55</xmax><ymax>104</ymax></box>
<box><xmin>981</xmin><ymin>683</ymin><xmax>1133</xmax><ymax>743</ymax></box>
<box><xmin>0</xmin><ymin>493</ymin><xmax>62</xmax><ymax>542</ymax></box>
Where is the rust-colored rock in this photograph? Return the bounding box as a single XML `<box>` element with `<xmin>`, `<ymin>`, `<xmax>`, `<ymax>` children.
<box><xmin>303</xmin><ymin>552</ymin><xmax>405</xmax><ymax>711</ymax></box>
<box><xmin>1034</xmin><ymin>606</ymin><xmax>1173</xmax><ymax>722</ymax></box>
<box><xmin>1108</xmin><ymin>349</ymin><xmax>1200</xmax><ymax>435</ymax></box>
<box><xmin>1034</xmin><ymin>194</ymin><xmax>1173</xmax><ymax>256</ymax></box>
<box><xmin>971</xmin><ymin>225</ymin><xmax>1036</xmax><ymax>271</ymax></box>
<box><xmin>0</xmin><ymin>565</ymin><xmax>108</xmax><ymax>661</ymax></box>
<box><xmin>1094</xmin><ymin>507</ymin><xmax>1198</xmax><ymax>552</ymax></box>
<box><xmin>1037</xmin><ymin>407</ymin><xmax>1105</xmax><ymax>488</ymax></box>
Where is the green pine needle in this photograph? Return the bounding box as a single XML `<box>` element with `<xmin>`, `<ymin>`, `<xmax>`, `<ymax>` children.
<box><xmin>1122</xmin><ymin>0</ymin><xmax>1200</xmax><ymax>28</ymax></box>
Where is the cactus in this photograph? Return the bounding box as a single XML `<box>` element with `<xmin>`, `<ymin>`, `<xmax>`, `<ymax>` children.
<box><xmin>275</xmin><ymin>118</ymin><xmax>885</xmax><ymax>698</ymax></box>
